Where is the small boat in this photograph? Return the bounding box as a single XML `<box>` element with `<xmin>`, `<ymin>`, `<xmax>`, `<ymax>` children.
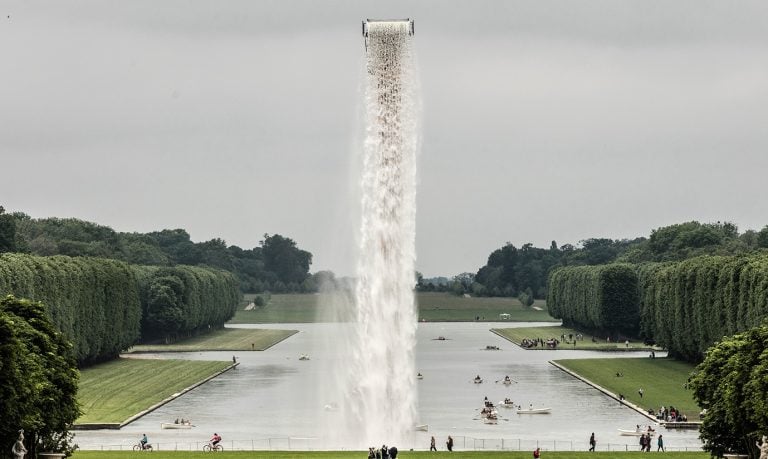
<box><xmin>485</xmin><ymin>345</ymin><xmax>500</xmax><ymax>350</ymax></box>
<box><xmin>436</xmin><ymin>336</ymin><xmax>446</xmax><ymax>340</ymax></box>
<box><xmin>299</xmin><ymin>354</ymin><xmax>310</xmax><ymax>361</ymax></box>
<box><xmin>618</xmin><ymin>429</ymin><xmax>656</xmax><ymax>436</ymax></box>
<box><xmin>484</xmin><ymin>416</ymin><xmax>499</xmax><ymax>424</ymax></box>
<box><xmin>417</xmin><ymin>373</ymin><xmax>424</xmax><ymax>380</ymax></box>
<box><xmin>413</xmin><ymin>424</ymin><xmax>428</xmax><ymax>431</ymax></box>
<box><xmin>517</xmin><ymin>407</ymin><xmax>551</xmax><ymax>414</ymax></box>
<box><xmin>501</xmin><ymin>379</ymin><xmax>513</xmax><ymax>385</ymax></box>
<box><xmin>161</xmin><ymin>422</ymin><xmax>194</xmax><ymax>429</ymax></box>
<box><xmin>498</xmin><ymin>400</ymin><xmax>516</xmax><ymax>408</ymax></box>
<box><xmin>473</xmin><ymin>378</ymin><xmax>483</xmax><ymax>384</ymax></box>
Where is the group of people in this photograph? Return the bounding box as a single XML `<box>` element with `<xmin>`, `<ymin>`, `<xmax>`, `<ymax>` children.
<box><xmin>654</xmin><ymin>405</ymin><xmax>687</xmax><ymax>422</ymax></box>
<box><xmin>367</xmin><ymin>444</ymin><xmax>398</xmax><ymax>458</ymax></box>
<box><xmin>426</xmin><ymin>436</ymin><xmax>453</xmax><ymax>452</ymax></box>
<box><xmin>639</xmin><ymin>433</ymin><xmax>663</xmax><ymax>452</ymax></box>
<box><xmin>520</xmin><ymin>337</ymin><xmax>560</xmax><ymax>349</ymax></box>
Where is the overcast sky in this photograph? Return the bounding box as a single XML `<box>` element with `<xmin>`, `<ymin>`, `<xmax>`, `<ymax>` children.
<box><xmin>2</xmin><ymin>1</ymin><xmax>767</xmax><ymax>277</ymax></box>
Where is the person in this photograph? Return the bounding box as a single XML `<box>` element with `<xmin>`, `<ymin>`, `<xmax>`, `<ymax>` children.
<box><xmin>381</xmin><ymin>444</ymin><xmax>389</xmax><ymax>459</ymax></box>
<box><xmin>210</xmin><ymin>432</ymin><xmax>222</xmax><ymax>448</ymax></box>
<box><xmin>657</xmin><ymin>434</ymin><xmax>665</xmax><ymax>452</ymax></box>
<box><xmin>430</xmin><ymin>436</ymin><xmax>437</xmax><ymax>452</ymax></box>
<box><xmin>12</xmin><ymin>430</ymin><xmax>27</xmax><ymax>459</ymax></box>
<box><xmin>388</xmin><ymin>445</ymin><xmax>398</xmax><ymax>459</ymax></box>
<box><xmin>446</xmin><ymin>436</ymin><xmax>453</xmax><ymax>452</ymax></box>
<box><xmin>140</xmin><ymin>434</ymin><xmax>149</xmax><ymax>450</ymax></box>
<box><xmin>757</xmin><ymin>435</ymin><xmax>768</xmax><ymax>459</ymax></box>
<box><xmin>589</xmin><ymin>432</ymin><xmax>596</xmax><ymax>451</ymax></box>
<box><xmin>368</xmin><ymin>447</ymin><xmax>376</xmax><ymax>459</ymax></box>
<box><xmin>638</xmin><ymin>388</ymin><xmax>644</xmax><ymax>398</ymax></box>
<box><xmin>533</xmin><ymin>447</ymin><xmax>541</xmax><ymax>458</ymax></box>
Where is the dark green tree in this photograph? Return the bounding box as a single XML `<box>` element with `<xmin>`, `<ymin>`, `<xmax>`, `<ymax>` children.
<box><xmin>689</xmin><ymin>323</ymin><xmax>768</xmax><ymax>458</ymax></box>
<box><xmin>260</xmin><ymin>234</ymin><xmax>312</xmax><ymax>285</ymax></box>
<box><xmin>0</xmin><ymin>206</ymin><xmax>17</xmax><ymax>253</ymax></box>
<box><xmin>0</xmin><ymin>295</ymin><xmax>80</xmax><ymax>457</ymax></box>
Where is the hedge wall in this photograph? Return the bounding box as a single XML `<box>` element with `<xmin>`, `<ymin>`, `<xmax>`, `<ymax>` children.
<box><xmin>0</xmin><ymin>253</ymin><xmax>141</xmax><ymax>364</ymax></box>
<box><xmin>547</xmin><ymin>263</ymin><xmax>639</xmax><ymax>335</ymax></box>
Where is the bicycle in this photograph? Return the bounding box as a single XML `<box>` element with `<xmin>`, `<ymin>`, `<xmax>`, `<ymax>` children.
<box><xmin>203</xmin><ymin>442</ymin><xmax>224</xmax><ymax>452</ymax></box>
<box><xmin>132</xmin><ymin>442</ymin><xmax>153</xmax><ymax>452</ymax></box>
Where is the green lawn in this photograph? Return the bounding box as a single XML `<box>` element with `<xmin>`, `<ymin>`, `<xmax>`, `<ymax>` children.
<box><xmin>127</xmin><ymin>328</ymin><xmax>298</xmax><ymax>352</ymax></box>
<box><xmin>77</xmin><ymin>358</ymin><xmax>232</xmax><ymax>424</ymax></box>
<box><xmin>553</xmin><ymin>357</ymin><xmax>701</xmax><ymax>417</ymax></box>
<box><xmin>71</xmin><ymin>452</ymin><xmax>708</xmax><ymax>459</ymax></box>
<box><xmin>230</xmin><ymin>293</ymin><xmax>557</xmax><ymax>324</ymax></box>
<box><xmin>493</xmin><ymin>326</ymin><xmax>654</xmax><ymax>351</ymax></box>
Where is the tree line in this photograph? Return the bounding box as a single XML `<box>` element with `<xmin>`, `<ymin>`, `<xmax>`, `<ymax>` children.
<box><xmin>420</xmin><ymin>220</ymin><xmax>768</xmax><ymax>301</ymax></box>
<box><xmin>0</xmin><ymin>208</ymin><xmax>313</xmax><ymax>293</ymax></box>
<box><xmin>0</xmin><ymin>253</ymin><xmax>239</xmax><ymax>365</ymax></box>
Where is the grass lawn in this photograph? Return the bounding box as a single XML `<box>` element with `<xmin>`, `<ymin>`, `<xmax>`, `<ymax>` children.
<box><xmin>230</xmin><ymin>293</ymin><xmax>557</xmax><ymax>324</ymax></box>
<box><xmin>71</xmin><ymin>452</ymin><xmax>709</xmax><ymax>459</ymax></box>
<box><xmin>77</xmin><ymin>358</ymin><xmax>232</xmax><ymax>424</ymax></box>
<box><xmin>553</xmin><ymin>357</ymin><xmax>701</xmax><ymax>417</ymax></box>
<box><xmin>127</xmin><ymin>328</ymin><xmax>298</xmax><ymax>352</ymax></box>
<box><xmin>493</xmin><ymin>326</ymin><xmax>654</xmax><ymax>351</ymax></box>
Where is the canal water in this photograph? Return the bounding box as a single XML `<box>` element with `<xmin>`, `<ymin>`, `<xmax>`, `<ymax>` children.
<box><xmin>74</xmin><ymin>322</ymin><xmax>702</xmax><ymax>452</ymax></box>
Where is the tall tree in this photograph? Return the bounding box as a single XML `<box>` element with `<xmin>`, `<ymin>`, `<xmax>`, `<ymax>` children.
<box><xmin>690</xmin><ymin>323</ymin><xmax>768</xmax><ymax>458</ymax></box>
<box><xmin>0</xmin><ymin>295</ymin><xmax>80</xmax><ymax>457</ymax></box>
<box><xmin>0</xmin><ymin>206</ymin><xmax>17</xmax><ymax>253</ymax></box>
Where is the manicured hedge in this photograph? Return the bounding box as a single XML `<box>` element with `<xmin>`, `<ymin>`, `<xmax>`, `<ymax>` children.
<box><xmin>0</xmin><ymin>253</ymin><xmax>141</xmax><ymax>365</ymax></box>
<box><xmin>133</xmin><ymin>265</ymin><xmax>239</xmax><ymax>343</ymax></box>
<box><xmin>547</xmin><ymin>264</ymin><xmax>639</xmax><ymax>336</ymax></box>
<box><xmin>0</xmin><ymin>254</ymin><xmax>241</xmax><ymax>363</ymax></box>
<box><xmin>637</xmin><ymin>254</ymin><xmax>768</xmax><ymax>361</ymax></box>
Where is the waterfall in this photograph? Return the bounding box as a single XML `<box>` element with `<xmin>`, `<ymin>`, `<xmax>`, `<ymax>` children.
<box><xmin>339</xmin><ymin>19</ymin><xmax>421</xmax><ymax>447</ymax></box>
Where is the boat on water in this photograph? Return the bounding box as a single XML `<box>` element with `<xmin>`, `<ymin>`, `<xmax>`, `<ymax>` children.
<box><xmin>161</xmin><ymin>422</ymin><xmax>194</xmax><ymax>429</ymax></box>
<box><xmin>618</xmin><ymin>429</ymin><xmax>656</xmax><ymax>436</ymax></box>
<box><xmin>413</xmin><ymin>424</ymin><xmax>428</xmax><ymax>431</ymax></box>
<box><xmin>516</xmin><ymin>407</ymin><xmax>551</xmax><ymax>414</ymax></box>
<box><xmin>299</xmin><ymin>354</ymin><xmax>310</xmax><ymax>361</ymax></box>
<box><xmin>484</xmin><ymin>416</ymin><xmax>499</xmax><ymax>424</ymax></box>
<box><xmin>417</xmin><ymin>373</ymin><xmax>424</xmax><ymax>380</ymax></box>
<box><xmin>498</xmin><ymin>400</ymin><xmax>516</xmax><ymax>408</ymax></box>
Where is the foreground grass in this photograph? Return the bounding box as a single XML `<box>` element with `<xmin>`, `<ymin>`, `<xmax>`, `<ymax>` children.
<box><xmin>554</xmin><ymin>357</ymin><xmax>701</xmax><ymax>417</ymax></box>
<box><xmin>127</xmin><ymin>328</ymin><xmax>298</xmax><ymax>352</ymax></box>
<box><xmin>77</xmin><ymin>358</ymin><xmax>232</xmax><ymax>424</ymax></box>
<box><xmin>494</xmin><ymin>326</ymin><xmax>654</xmax><ymax>351</ymax></box>
<box><xmin>230</xmin><ymin>293</ymin><xmax>557</xmax><ymax>324</ymax></box>
<box><xmin>71</xmin><ymin>452</ymin><xmax>708</xmax><ymax>459</ymax></box>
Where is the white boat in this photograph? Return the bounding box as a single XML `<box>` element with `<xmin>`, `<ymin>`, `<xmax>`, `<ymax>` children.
<box><xmin>618</xmin><ymin>429</ymin><xmax>656</xmax><ymax>436</ymax></box>
<box><xmin>417</xmin><ymin>374</ymin><xmax>424</xmax><ymax>380</ymax></box>
<box><xmin>161</xmin><ymin>422</ymin><xmax>194</xmax><ymax>429</ymax></box>
<box><xmin>473</xmin><ymin>378</ymin><xmax>483</xmax><ymax>384</ymax></box>
<box><xmin>413</xmin><ymin>424</ymin><xmax>428</xmax><ymax>431</ymax></box>
<box><xmin>516</xmin><ymin>407</ymin><xmax>551</xmax><ymax>414</ymax></box>
<box><xmin>484</xmin><ymin>416</ymin><xmax>499</xmax><ymax>424</ymax></box>
<box><xmin>501</xmin><ymin>379</ymin><xmax>513</xmax><ymax>385</ymax></box>
<box><xmin>299</xmin><ymin>354</ymin><xmax>310</xmax><ymax>361</ymax></box>
<box><xmin>498</xmin><ymin>400</ymin><xmax>516</xmax><ymax>408</ymax></box>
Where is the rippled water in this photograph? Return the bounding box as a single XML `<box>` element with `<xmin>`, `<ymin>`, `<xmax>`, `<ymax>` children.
<box><xmin>74</xmin><ymin>322</ymin><xmax>702</xmax><ymax>452</ymax></box>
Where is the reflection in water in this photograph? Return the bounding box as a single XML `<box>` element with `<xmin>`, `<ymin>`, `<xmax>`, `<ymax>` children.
<box><xmin>74</xmin><ymin>323</ymin><xmax>702</xmax><ymax>452</ymax></box>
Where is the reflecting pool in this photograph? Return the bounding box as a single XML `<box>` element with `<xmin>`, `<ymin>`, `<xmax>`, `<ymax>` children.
<box><xmin>74</xmin><ymin>322</ymin><xmax>702</xmax><ymax>452</ymax></box>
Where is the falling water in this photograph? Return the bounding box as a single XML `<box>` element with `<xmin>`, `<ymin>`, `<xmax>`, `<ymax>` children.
<box><xmin>336</xmin><ymin>19</ymin><xmax>421</xmax><ymax>447</ymax></box>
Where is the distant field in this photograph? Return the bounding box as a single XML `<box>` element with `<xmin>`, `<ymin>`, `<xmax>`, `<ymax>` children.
<box><xmin>494</xmin><ymin>326</ymin><xmax>654</xmax><ymax>351</ymax></box>
<box><xmin>127</xmin><ymin>328</ymin><xmax>297</xmax><ymax>352</ymax></box>
<box><xmin>77</xmin><ymin>359</ymin><xmax>232</xmax><ymax>424</ymax></box>
<box><xmin>71</xmin><ymin>451</ymin><xmax>708</xmax><ymax>459</ymax></box>
<box><xmin>230</xmin><ymin>292</ymin><xmax>557</xmax><ymax>324</ymax></box>
<box><xmin>553</xmin><ymin>357</ymin><xmax>701</xmax><ymax>416</ymax></box>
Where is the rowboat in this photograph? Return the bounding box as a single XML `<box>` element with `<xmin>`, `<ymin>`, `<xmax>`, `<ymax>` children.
<box><xmin>618</xmin><ymin>429</ymin><xmax>656</xmax><ymax>436</ymax></box>
<box><xmin>498</xmin><ymin>401</ymin><xmax>516</xmax><ymax>409</ymax></box>
<box><xmin>413</xmin><ymin>424</ymin><xmax>428</xmax><ymax>431</ymax></box>
<box><xmin>516</xmin><ymin>407</ymin><xmax>551</xmax><ymax>414</ymax></box>
<box><xmin>161</xmin><ymin>422</ymin><xmax>194</xmax><ymax>429</ymax></box>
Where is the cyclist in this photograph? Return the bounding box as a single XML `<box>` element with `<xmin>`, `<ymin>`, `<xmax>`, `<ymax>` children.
<box><xmin>210</xmin><ymin>433</ymin><xmax>222</xmax><ymax>448</ymax></box>
<box><xmin>140</xmin><ymin>434</ymin><xmax>149</xmax><ymax>450</ymax></box>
